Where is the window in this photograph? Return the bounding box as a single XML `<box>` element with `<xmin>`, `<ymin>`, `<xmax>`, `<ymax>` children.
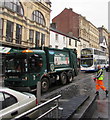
<box><xmin>81</xmin><ymin>59</ymin><xmax>93</xmax><ymax>67</ymax></box>
<box><xmin>29</xmin><ymin>30</ymin><xmax>34</xmax><ymax>43</ymax></box>
<box><xmin>63</xmin><ymin>36</ymin><xmax>66</xmax><ymax>43</ymax></box>
<box><xmin>55</xmin><ymin>34</ymin><xmax>58</xmax><ymax>41</ymax></box>
<box><xmin>41</xmin><ymin>33</ymin><xmax>45</xmax><ymax>46</ymax></box>
<box><xmin>55</xmin><ymin>45</ymin><xmax>58</xmax><ymax>49</ymax></box>
<box><xmin>5</xmin><ymin>56</ymin><xmax>27</xmax><ymax>73</ymax></box>
<box><xmin>32</xmin><ymin>10</ymin><xmax>45</xmax><ymax>26</ymax></box>
<box><xmin>35</xmin><ymin>31</ymin><xmax>40</xmax><ymax>47</ymax></box>
<box><xmin>3</xmin><ymin>0</ymin><xmax>24</xmax><ymax>16</ymax></box>
<box><xmin>29</xmin><ymin>54</ymin><xmax>43</xmax><ymax>73</ymax></box>
<box><xmin>0</xmin><ymin>92</ymin><xmax>17</xmax><ymax>110</ymax></box>
<box><xmin>16</xmin><ymin>24</ymin><xmax>22</xmax><ymax>44</ymax></box>
<box><xmin>69</xmin><ymin>39</ymin><xmax>71</xmax><ymax>45</ymax></box>
<box><xmin>49</xmin><ymin>45</ymin><xmax>52</xmax><ymax>48</ymax></box>
<box><xmin>0</xmin><ymin>1</ymin><xmax>3</xmax><ymax>7</ymax></box>
<box><xmin>75</xmin><ymin>40</ymin><xmax>77</xmax><ymax>47</ymax></box>
<box><xmin>0</xmin><ymin>18</ymin><xmax>3</xmax><ymax>37</ymax></box>
<box><xmin>94</xmin><ymin>50</ymin><xmax>99</xmax><ymax>55</ymax></box>
<box><xmin>6</xmin><ymin>20</ymin><xmax>13</xmax><ymax>42</ymax></box>
<box><xmin>81</xmin><ymin>49</ymin><xmax>92</xmax><ymax>55</ymax></box>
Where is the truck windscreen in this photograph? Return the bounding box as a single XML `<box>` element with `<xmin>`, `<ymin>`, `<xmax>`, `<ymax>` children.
<box><xmin>5</xmin><ymin>55</ymin><xmax>27</xmax><ymax>73</ymax></box>
<box><xmin>5</xmin><ymin>54</ymin><xmax>43</xmax><ymax>74</ymax></box>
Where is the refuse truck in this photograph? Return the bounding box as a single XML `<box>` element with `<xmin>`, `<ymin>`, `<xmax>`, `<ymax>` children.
<box><xmin>4</xmin><ymin>47</ymin><xmax>78</xmax><ymax>92</ymax></box>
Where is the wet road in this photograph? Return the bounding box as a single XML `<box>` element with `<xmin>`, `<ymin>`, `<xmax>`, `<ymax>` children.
<box><xmin>1</xmin><ymin>71</ymin><xmax>109</xmax><ymax>119</ymax></box>
<box><xmin>41</xmin><ymin>70</ymin><xmax>110</xmax><ymax>119</ymax></box>
<box><xmin>41</xmin><ymin>71</ymin><xmax>96</xmax><ymax>99</ymax></box>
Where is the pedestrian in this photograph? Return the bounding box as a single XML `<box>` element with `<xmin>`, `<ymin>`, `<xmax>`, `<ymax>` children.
<box><xmin>94</xmin><ymin>66</ymin><xmax>109</xmax><ymax>97</ymax></box>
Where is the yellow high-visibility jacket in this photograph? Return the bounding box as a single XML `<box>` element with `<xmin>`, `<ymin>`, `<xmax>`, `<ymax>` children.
<box><xmin>96</xmin><ymin>68</ymin><xmax>104</xmax><ymax>80</ymax></box>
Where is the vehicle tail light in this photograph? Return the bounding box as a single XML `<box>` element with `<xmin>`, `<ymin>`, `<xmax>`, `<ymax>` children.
<box><xmin>36</xmin><ymin>99</ymin><xmax>38</xmax><ymax>105</ymax></box>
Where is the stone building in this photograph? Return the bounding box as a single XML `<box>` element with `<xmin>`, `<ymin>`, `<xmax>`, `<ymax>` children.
<box><xmin>88</xmin><ymin>22</ymin><xmax>99</xmax><ymax>49</ymax></box>
<box><xmin>108</xmin><ymin>1</ymin><xmax>110</xmax><ymax>32</ymax></box>
<box><xmin>52</xmin><ymin>8</ymin><xmax>100</xmax><ymax>52</ymax></box>
<box><xmin>98</xmin><ymin>26</ymin><xmax>109</xmax><ymax>58</ymax></box>
<box><xmin>0</xmin><ymin>0</ymin><xmax>51</xmax><ymax>49</ymax></box>
<box><xmin>108</xmin><ymin>33</ymin><xmax>110</xmax><ymax>64</ymax></box>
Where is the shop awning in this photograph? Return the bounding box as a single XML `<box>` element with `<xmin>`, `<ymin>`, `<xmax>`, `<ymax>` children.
<box><xmin>0</xmin><ymin>46</ymin><xmax>12</xmax><ymax>53</ymax></box>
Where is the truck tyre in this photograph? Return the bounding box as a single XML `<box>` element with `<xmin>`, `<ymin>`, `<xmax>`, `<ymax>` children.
<box><xmin>41</xmin><ymin>78</ymin><xmax>49</xmax><ymax>93</ymax></box>
<box><xmin>60</xmin><ymin>72</ymin><xmax>67</xmax><ymax>85</ymax></box>
<box><xmin>67</xmin><ymin>71</ymin><xmax>73</xmax><ymax>83</ymax></box>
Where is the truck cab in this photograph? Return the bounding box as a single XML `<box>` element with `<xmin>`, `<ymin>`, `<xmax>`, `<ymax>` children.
<box><xmin>4</xmin><ymin>49</ymin><xmax>46</xmax><ymax>92</ymax></box>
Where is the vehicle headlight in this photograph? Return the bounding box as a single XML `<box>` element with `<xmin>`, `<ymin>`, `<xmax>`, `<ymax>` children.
<box><xmin>22</xmin><ymin>77</ymin><xmax>28</xmax><ymax>81</ymax></box>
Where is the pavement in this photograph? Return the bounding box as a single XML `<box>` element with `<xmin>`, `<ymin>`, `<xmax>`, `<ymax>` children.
<box><xmin>91</xmin><ymin>70</ymin><xmax>110</xmax><ymax>119</ymax></box>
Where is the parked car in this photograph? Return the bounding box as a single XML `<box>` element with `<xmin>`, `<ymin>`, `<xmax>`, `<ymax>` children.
<box><xmin>0</xmin><ymin>87</ymin><xmax>37</xmax><ymax>120</ymax></box>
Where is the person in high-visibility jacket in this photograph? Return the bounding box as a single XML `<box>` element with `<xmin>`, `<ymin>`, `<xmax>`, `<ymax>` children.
<box><xmin>94</xmin><ymin>66</ymin><xmax>108</xmax><ymax>96</ymax></box>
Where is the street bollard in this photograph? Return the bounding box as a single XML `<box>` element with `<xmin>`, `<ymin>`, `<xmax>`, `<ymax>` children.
<box><xmin>36</xmin><ymin>81</ymin><xmax>41</xmax><ymax>104</ymax></box>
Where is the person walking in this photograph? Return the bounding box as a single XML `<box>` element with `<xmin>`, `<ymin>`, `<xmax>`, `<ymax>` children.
<box><xmin>94</xmin><ymin>66</ymin><xmax>108</xmax><ymax>97</ymax></box>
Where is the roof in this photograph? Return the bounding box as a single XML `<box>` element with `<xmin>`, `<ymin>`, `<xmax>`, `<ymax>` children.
<box><xmin>50</xmin><ymin>27</ymin><xmax>80</xmax><ymax>41</ymax></box>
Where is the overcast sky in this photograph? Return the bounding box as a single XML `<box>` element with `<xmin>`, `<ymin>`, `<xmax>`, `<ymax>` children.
<box><xmin>50</xmin><ymin>0</ymin><xmax>109</xmax><ymax>30</ymax></box>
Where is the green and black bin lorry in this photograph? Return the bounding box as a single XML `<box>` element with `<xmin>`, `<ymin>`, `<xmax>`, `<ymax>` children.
<box><xmin>4</xmin><ymin>47</ymin><xmax>78</xmax><ymax>93</ymax></box>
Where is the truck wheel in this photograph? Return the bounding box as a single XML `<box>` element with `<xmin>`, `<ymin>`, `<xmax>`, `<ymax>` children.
<box><xmin>67</xmin><ymin>71</ymin><xmax>73</xmax><ymax>83</ymax></box>
<box><xmin>41</xmin><ymin>78</ymin><xmax>49</xmax><ymax>93</ymax></box>
<box><xmin>60</xmin><ymin>72</ymin><xmax>67</xmax><ymax>85</ymax></box>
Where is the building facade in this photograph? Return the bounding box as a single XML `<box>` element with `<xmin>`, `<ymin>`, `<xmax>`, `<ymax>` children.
<box><xmin>108</xmin><ymin>1</ymin><xmax>110</xmax><ymax>32</ymax></box>
<box><xmin>52</xmin><ymin>8</ymin><xmax>100</xmax><ymax>51</ymax></box>
<box><xmin>88</xmin><ymin>21</ymin><xmax>99</xmax><ymax>49</ymax></box>
<box><xmin>0</xmin><ymin>0</ymin><xmax>51</xmax><ymax>49</ymax></box>
<box><xmin>50</xmin><ymin>28</ymin><xmax>67</xmax><ymax>49</ymax></box>
<box><xmin>108</xmin><ymin>33</ymin><xmax>110</xmax><ymax>64</ymax></box>
<box><xmin>52</xmin><ymin>8</ymin><xmax>79</xmax><ymax>38</ymax></box>
<box><xmin>79</xmin><ymin>15</ymin><xmax>90</xmax><ymax>50</ymax></box>
<box><xmin>98</xmin><ymin>26</ymin><xmax>109</xmax><ymax>59</ymax></box>
<box><xmin>50</xmin><ymin>27</ymin><xmax>81</xmax><ymax>58</ymax></box>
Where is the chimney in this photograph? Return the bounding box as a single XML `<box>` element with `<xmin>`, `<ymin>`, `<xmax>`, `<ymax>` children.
<box><xmin>69</xmin><ymin>8</ymin><xmax>73</xmax><ymax>11</ymax></box>
<box><xmin>50</xmin><ymin>23</ymin><xmax>57</xmax><ymax>29</ymax></box>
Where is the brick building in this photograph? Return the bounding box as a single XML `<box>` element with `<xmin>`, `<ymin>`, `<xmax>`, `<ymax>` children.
<box><xmin>52</xmin><ymin>8</ymin><xmax>100</xmax><ymax>50</ymax></box>
<box><xmin>52</xmin><ymin>8</ymin><xmax>79</xmax><ymax>38</ymax></box>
